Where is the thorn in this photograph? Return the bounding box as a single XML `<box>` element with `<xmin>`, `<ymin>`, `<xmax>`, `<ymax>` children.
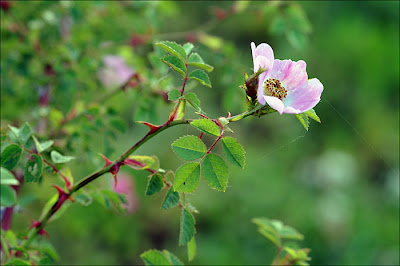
<box><xmin>99</xmin><ymin>153</ymin><xmax>112</xmax><ymax>167</ymax></box>
<box><xmin>52</xmin><ymin>184</ymin><xmax>65</xmax><ymax>196</ymax></box>
<box><xmin>137</xmin><ymin>121</ymin><xmax>161</xmax><ymax>134</ymax></box>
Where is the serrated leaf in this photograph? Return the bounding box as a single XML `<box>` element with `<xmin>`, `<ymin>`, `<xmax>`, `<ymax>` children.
<box><xmin>179</xmin><ymin>208</ymin><xmax>196</xmax><ymax>246</ymax></box>
<box><xmin>185</xmin><ymin>93</ymin><xmax>202</xmax><ymax>113</ymax></box>
<box><xmin>174</xmin><ymin>163</ymin><xmax>200</xmax><ymax>193</ymax></box>
<box><xmin>171</xmin><ymin>135</ymin><xmax>207</xmax><ymax>161</ymax></box>
<box><xmin>145</xmin><ymin>173</ymin><xmax>164</xmax><ymax>196</ymax></box>
<box><xmin>162</xmin><ymin>250</ymin><xmax>184</xmax><ymax>266</ymax></box>
<box><xmin>24</xmin><ymin>154</ymin><xmax>43</xmax><ymax>183</ymax></box>
<box><xmin>1</xmin><ymin>144</ymin><xmax>22</xmax><ymax>170</ymax></box>
<box><xmin>161</xmin><ymin>55</ymin><xmax>186</xmax><ymax>77</ymax></box>
<box><xmin>201</xmin><ymin>154</ymin><xmax>229</xmax><ymax>191</ymax></box>
<box><xmin>188</xmin><ymin>69</ymin><xmax>211</xmax><ymax>87</ymax></box>
<box><xmin>156</xmin><ymin>41</ymin><xmax>187</xmax><ymax>61</ymax></box>
<box><xmin>141</xmin><ymin>249</ymin><xmax>172</xmax><ymax>266</ymax></box>
<box><xmin>183</xmin><ymin>42</ymin><xmax>194</xmax><ymax>55</ymax></box>
<box><xmin>222</xmin><ymin>137</ymin><xmax>246</xmax><ymax>169</ymax></box>
<box><xmin>8</xmin><ymin>123</ymin><xmax>32</xmax><ymax>145</ymax></box>
<box><xmin>32</xmin><ymin>136</ymin><xmax>54</xmax><ymax>153</ymax></box>
<box><xmin>50</xmin><ymin>150</ymin><xmax>75</xmax><ymax>164</ymax></box>
<box><xmin>295</xmin><ymin>113</ymin><xmax>309</xmax><ymax>131</ymax></box>
<box><xmin>304</xmin><ymin>108</ymin><xmax>321</xmax><ymax>123</ymax></box>
<box><xmin>168</xmin><ymin>89</ymin><xmax>182</xmax><ymax>101</ymax></box>
<box><xmin>161</xmin><ymin>186</ymin><xmax>180</xmax><ymax>209</ymax></box>
<box><xmin>125</xmin><ymin>155</ymin><xmax>160</xmax><ymax>171</ymax></box>
<box><xmin>0</xmin><ymin>167</ymin><xmax>19</xmax><ymax>185</ymax></box>
<box><xmin>187</xmin><ymin>236</ymin><xmax>196</xmax><ymax>261</ymax></box>
<box><xmin>187</xmin><ymin>53</ymin><xmax>214</xmax><ymax>72</ymax></box>
<box><xmin>190</xmin><ymin>119</ymin><xmax>220</xmax><ymax>136</ymax></box>
<box><xmin>0</xmin><ymin>185</ymin><xmax>17</xmax><ymax>207</ymax></box>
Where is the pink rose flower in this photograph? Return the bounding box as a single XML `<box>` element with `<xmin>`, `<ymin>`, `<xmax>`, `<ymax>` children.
<box><xmin>98</xmin><ymin>55</ymin><xmax>135</xmax><ymax>89</ymax></box>
<box><xmin>112</xmin><ymin>173</ymin><xmax>139</xmax><ymax>214</ymax></box>
<box><xmin>251</xmin><ymin>42</ymin><xmax>323</xmax><ymax>114</ymax></box>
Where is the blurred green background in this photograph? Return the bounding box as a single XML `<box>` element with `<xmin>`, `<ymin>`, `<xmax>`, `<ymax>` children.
<box><xmin>1</xmin><ymin>1</ymin><xmax>399</xmax><ymax>265</ymax></box>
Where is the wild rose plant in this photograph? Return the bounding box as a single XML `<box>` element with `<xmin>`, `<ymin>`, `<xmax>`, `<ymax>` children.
<box><xmin>1</xmin><ymin>40</ymin><xmax>321</xmax><ymax>266</ymax></box>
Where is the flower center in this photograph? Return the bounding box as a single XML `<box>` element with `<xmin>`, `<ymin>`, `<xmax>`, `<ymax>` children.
<box><xmin>263</xmin><ymin>78</ymin><xmax>287</xmax><ymax>100</ymax></box>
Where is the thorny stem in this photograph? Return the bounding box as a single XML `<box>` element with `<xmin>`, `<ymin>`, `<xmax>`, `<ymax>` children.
<box><xmin>21</xmin><ymin>100</ymin><xmax>266</xmax><ymax>248</ymax></box>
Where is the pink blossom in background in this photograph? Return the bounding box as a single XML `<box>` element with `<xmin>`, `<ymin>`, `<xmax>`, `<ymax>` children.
<box><xmin>112</xmin><ymin>173</ymin><xmax>139</xmax><ymax>214</ymax></box>
<box><xmin>98</xmin><ymin>55</ymin><xmax>135</xmax><ymax>89</ymax></box>
<box><xmin>251</xmin><ymin>42</ymin><xmax>323</xmax><ymax>114</ymax></box>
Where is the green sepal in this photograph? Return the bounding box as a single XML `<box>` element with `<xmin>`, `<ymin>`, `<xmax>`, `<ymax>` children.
<box><xmin>304</xmin><ymin>108</ymin><xmax>321</xmax><ymax>123</ymax></box>
<box><xmin>295</xmin><ymin>113</ymin><xmax>309</xmax><ymax>131</ymax></box>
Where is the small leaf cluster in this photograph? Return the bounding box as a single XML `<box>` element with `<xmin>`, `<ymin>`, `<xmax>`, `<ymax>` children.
<box><xmin>171</xmin><ymin>118</ymin><xmax>245</xmax><ymax>193</ymax></box>
<box><xmin>295</xmin><ymin>108</ymin><xmax>321</xmax><ymax>131</ymax></box>
<box><xmin>140</xmin><ymin>249</ymin><xmax>183</xmax><ymax>266</ymax></box>
<box><xmin>253</xmin><ymin>217</ymin><xmax>311</xmax><ymax>265</ymax></box>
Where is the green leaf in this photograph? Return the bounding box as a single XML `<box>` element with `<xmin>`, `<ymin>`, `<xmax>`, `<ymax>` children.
<box><xmin>156</xmin><ymin>41</ymin><xmax>187</xmax><ymax>61</ymax></box>
<box><xmin>24</xmin><ymin>154</ymin><xmax>43</xmax><ymax>183</ymax></box>
<box><xmin>190</xmin><ymin>119</ymin><xmax>220</xmax><ymax>136</ymax></box>
<box><xmin>109</xmin><ymin>117</ymin><xmax>127</xmax><ymax>133</ymax></box>
<box><xmin>184</xmin><ymin>93</ymin><xmax>202</xmax><ymax>113</ymax></box>
<box><xmin>295</xmin><ymin>113</ymin><xmax>309</xmax><ymax>131</ymax></box>
<box><xmin>161</xmin><ymin>55</ymin><xmax>186</xmax><ymax>77</ymax></box>
<box><xmin>161</xmin><ymin>186</ymin><xmax>180</xmax><ymax>209</ymax></box>
<box><xmin>125</xmin><ymin>155</ymin><xmax>160</xmax><ymax>171</ymax></box>
<box><xmin>222</xmin><ymin>137</ymin><xmax>246</xmax><ymax>169</ymax></box>
<box><xmin>188</xmin><ymin>69</ymin><xmax>211</xmax><ymax>88</ymax></box>
<box><xmin>201</xmin><ymin>154</ymin><xmax>229</xmax><ymax>192</ymax></box>
<box><xmin>50</xmin><ymin>150</ymin><xmax>75</xmax><ymax>164</ymax></box>
<box><xmin>162</xmin><ymin>250</ymin><xmax>184</xmax><ymax>266</ymax></box>
<box><xmin>284</xmin><ymin>4</ymin><xmax>312</xmax><ymax>34</ymax></box>
<box><xmin>304</xmin><ymin>108</ymin><xmax>321</xmax><ymax>123</ymax></box>
<box><xmin>187</xmin><ymin>236</ymin><xmax>196</xmax><ymax>261</ymax></box>
<box><xmin>171</xmin><ymin>135</ymin><xmax>207</xmax><ymax>161</ymax></box>
<box><xmin>252</xmin><ymin>218</ymin><xmax>281</xmax><ymax>247</ymax></box>
<box><xmin>8</xmin><ymin>122</ymin><xmax>32</xmax><ymax>145</ymax></box>
<box><xmin>75</xmin><ymin>193</ymin><xmax>92</xmax><ymax>206</ymax></box>
<box><xmin>168</xmin><ymin>89</ymin><xmax>182</xmax><ymax>101</ymax></box>
<box><xmin>1</xmin><ymin>144</ymin><xmax>22</xmax><ymax>170</ymax></box>
<box><xmin>187</xmin><ymin>53</ymin><xmax>214</xmax><ymax>72</ymax></box>
<box><xmin>280</xmin><ymin>225</ymin><xmax>304</xmax><ymax>240</ymax></box>
<box><xmin>286</xmin><ymin>29</ymin><xmax>307</xmax><ymax>50</ymax></box>
<box><xmin>174</xmin><ymin>163</ymin><xmax>200</xmax><ymax>193</ymax></box>
<box><xmin>179</xmin><ymin>208</ymin><xmax>196</xmax><ymax>246</ymax></box>
<box><xmin>183</xmin><ymin>42</ymin><xmax>194</xmax><ymax>55</ymax></box>
<box><xmin>0</xmin><ymin>167</ymin><xmax>19</xmax><ymax>185</ymax></box>
<box><xmin>101</xmin><ymin>190</ymin><xmax>128</xmax><ymax>213</ymax></box>
<box><xmin>146</xmin><ymin>173</ymin><xmax>164</xmax><ymax>196</ymax></box>
<box><xmin>32</xmin><ymin>136</ymin><xmax>54</xmax><ymax>153</ymax></box>
<box><xmin>141</xmin><ymin>249</ymin><xmax>172</xmax><ymax>266</ymax></box>
<box><xmin>0</xmin><ymin>185</ymin><xmax>17</xmax><ymax>207</ymax></box>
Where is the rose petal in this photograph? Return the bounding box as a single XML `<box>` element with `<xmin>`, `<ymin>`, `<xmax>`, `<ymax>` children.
<box><xmin>269</xmin><ymin>59</ymin><xmax>308</xmax><ymax>91</ymax></box>
<box><xmin>264</xmin><ymin>95</ymin><xmax>285</xmax><ymax>114</ymax></box>
<box><xmin>283</xmin><ymin>78</ymin><xmax>323</xmax><ymax>113</ymax></box>
<box><xmin>251</xmin><ymin>42</ymin><xmax>274</xmax><ymax>72</ymax></box>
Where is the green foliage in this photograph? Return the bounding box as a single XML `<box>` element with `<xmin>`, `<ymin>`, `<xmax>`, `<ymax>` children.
<box><xmin>295</xmin><ymin>113</ymin><xmax>310</xmax><ymax>131</ymax></box>
<box><xmin>171</xmin><ymin>135</ymin><xmax>207</xmax><ymax>161</ymax></box>
<box><xmin>0</xmin><ymin>167</ymin><xmax>19</xmax><ymax>185</ymax></box>
<box><xmin>156</xmin><ymin>41</ymin><xmax>187</xmax><ymax>62</ymax></box>
<box><xmin>179</xmin><ymin>208</ymin><xmax>196</xmax><ymax>246</ymax></box>
<box><xmin>188</xmin><ymin>69</ymin><xmax>212</xmax><ymax>88</ymax></box>
<box><xmin>140</xmin><ymin>249</ymin><xmax>183</xmax><ymax>266</ymax></box>
<box><xmin>221</xmin><ymin>137</ymin><xmax>246</xmax><ymax>169</ymax></box>
<box><xmin>32</xmin><ymin>136</ymin><xmax>54</xmax><ymax>153</ymax></box>
<box><xmin>304</xmin><ymin>109</ymin><xmax>321</xmax><ymax>123</ymax></box>
<box><xmin>184</xmin><ymin>93</ymin><xmax>202</xmax><ymax>113</ymax></box>
<box><xmin>174</xmin><ymin>163</ymin><xmax>201</xmax><ymax>193</ymax></box>
<box><xmin>8</xmin><ymin>123</ymin><xmax>32</xmax><ymax>145</ymax></box>
<box><xmin>24</xmin><ymin>154</ymin><xmax>43</xmax><ymax>183</ymax></box>
<box><xmin>201</xmin><ymin>153</ymin><xmax>229</xmax><ymax>192</ymax></box>
<box><xmin>190</xmin><ymin>119</ymin><xmax>220</xmax><ymax>136</ymax></box>
<box><xmin>161</xmin><ymin>55</ymin><xmax>187</xmax><ymax>77</ymax></box>
<box><xmin>145</xmin><ymin>173</ymin><xmax>164</xmax><ymax>196</ymax></box>
<box><xmin>98</xmin><ymin>190</ymin><xmax>128</xmax><ymax>214</ymax></box>
<box><xmin>50</xmin><ymin>151</ymin><xmax>75</xmax><ymax>164</ymax></box>
<box><xmin>187</xmin><ymin>236</ymin><xmax>196</xmax><ymax>261</ymax></box>
<box><xmin>0</xmin><ymin>185</ymin><xmax>17</xmax><ymax>207</ymax></box>
<box><xmin>4</xmin><ymin>259</ymin><xmax>31</xmax><ymax>266</ymax></box>
<box><xmin>168</xmin><ymin>89</ymin><xmax>182</xmax><ymax>101</ymax></box>
<box><xmin>161</xmin><ymin>187</ymin><xmax>180</xmax><ymax>209</ymax></box>
<box><xmin>183</xmin><ymin>42</ymin><xmax>194</xmax><ymax>55</ymax></box>
<box><xmin>187</xmin><ymin>53</ymin><xmax>214</xmax><ymax>72</ymax></box>
<box><xmin>1</xmin><ymin>144</ymin><xmax>22</xmax><ymax>170</ymax></box>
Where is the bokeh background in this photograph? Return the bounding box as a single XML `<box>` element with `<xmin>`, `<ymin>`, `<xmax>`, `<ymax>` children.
<box><xmin>1</xmin><ymin>1</ymin><xmax>399</xmax><ymax>265</ymax></box>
